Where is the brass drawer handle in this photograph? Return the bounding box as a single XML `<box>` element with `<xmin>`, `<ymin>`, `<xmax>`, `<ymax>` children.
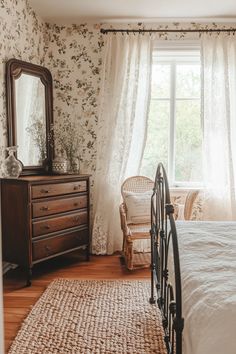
<box><xmin>40</xmin><ymin>189</ymin><xmax>49</xmax><ymax>194</ymax></box>
<box><xmin>40</xmin><ymin>206</ymin><xmax>49</xmax><ymax>211</ymax></box>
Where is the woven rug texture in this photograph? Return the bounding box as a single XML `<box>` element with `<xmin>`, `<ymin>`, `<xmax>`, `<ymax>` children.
<box><xmin>9</xmin><ymin>279</ymin><xmax>167</xmax><ymax>354</ymax></box>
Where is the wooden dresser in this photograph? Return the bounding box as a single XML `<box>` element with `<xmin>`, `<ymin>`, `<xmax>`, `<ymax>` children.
<box><xmin>1</xmin><ymin>174</ymin><xmax>90</xmax><ymax>285</ymax></box>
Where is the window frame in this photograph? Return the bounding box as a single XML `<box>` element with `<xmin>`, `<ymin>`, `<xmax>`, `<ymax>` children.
<box><xmin>151</xmin><ymin>42</ymin><xmax>202</xmax><ymax>188</ymax></box>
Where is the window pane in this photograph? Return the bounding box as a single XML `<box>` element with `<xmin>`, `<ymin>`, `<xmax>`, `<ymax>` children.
<box><xmin>152</xmin><ymin>64</ymin><xmax>170</xmax><ymax>98</ymax></box>
<box><xmin>141</xmin><ymin>100</ymin><xmax>169</xmax><ymax>178</ymax></box>
<box><xmin>175</xmin><ymin>100</ymin><xmax>202</xmax><ymax>183</ymax></box>
<box><xmin>176</xmin><ymin>64</ymin><xmax>200</xmax><ymax>98</ymax></box>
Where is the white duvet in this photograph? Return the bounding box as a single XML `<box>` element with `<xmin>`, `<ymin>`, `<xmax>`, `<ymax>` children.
<box><xmin>173</xmin><ymin>221</ymin><xmax>236</xmax><ymax>354</ymax></box>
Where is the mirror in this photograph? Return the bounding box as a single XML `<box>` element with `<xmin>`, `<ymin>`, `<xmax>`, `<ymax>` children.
<box><xmin>6</xmin><ymin>59</ymin><xmax>53</xmax><ymax>175</ymax></box>
<box><xmin>15</xmin><ymin>74</ymin><xmax>46</xmax><ymax>166</ymax></box>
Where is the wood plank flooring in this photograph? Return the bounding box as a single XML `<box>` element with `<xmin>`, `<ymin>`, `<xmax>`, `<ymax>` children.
<box><xmin>3</xmin><ymin>252</ymin><xmax>150</xmax><ymax>353</ymax></box>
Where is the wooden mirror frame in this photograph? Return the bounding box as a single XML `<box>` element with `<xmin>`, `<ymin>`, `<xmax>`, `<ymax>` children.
<box><xmin>6</xmin><ymin>58</ymin><xmax>53</xmax><ymax>175</ymax></box>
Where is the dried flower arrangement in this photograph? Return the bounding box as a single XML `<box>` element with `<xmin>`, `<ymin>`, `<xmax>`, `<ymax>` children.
<box><xmin>49</xmin><ymin>118</ymin><xmax>83</xmax><ymax>173</ymax></box>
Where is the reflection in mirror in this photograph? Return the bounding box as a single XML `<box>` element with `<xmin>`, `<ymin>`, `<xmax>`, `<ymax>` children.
<box><xmin>15</xmin><ymin>73</ymin><xmax>46</xmax><ymax>166</ymax></box>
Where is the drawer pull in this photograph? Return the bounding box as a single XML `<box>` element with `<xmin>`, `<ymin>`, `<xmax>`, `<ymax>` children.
<box><xmin>73</xmin><ymin>216</ymin><xmax>80</xmax><ymax>223</ymax></box>
<box><xmin>74</xmin><ymin>203</ymin><xmax>79</xmax><ymax>207</ymax></box>
<box><xmin>45</xmin><ymin>245</ymin><xmax>51</xmax><ymax>252</ymax></box>
<box><xmin>42</xmin><ymin>225</ymin><xmax>50</xmax><ymax>230</ymax></box>
<box><xmin>40</xmin><ymin>189</ymin><xmax>49</xmax><ymax>194</ymax></box>
<box><xmin>40</xmin><ymin>206</ymin><xmax>49</xmax><ymax>211</ymax></box>
<box><xmin>73</xmin><ymin>185</ymin><xmax>80</xmax><ymax>191</ymax></box>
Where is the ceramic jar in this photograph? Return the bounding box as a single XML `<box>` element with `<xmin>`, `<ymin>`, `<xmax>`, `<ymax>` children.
<box><xmin>2</xmin><ymin>146</ymin><xmax>22</xmax><ymax>178</ymax></box>
<box><xmin>52</xmin><ymin>156</ymin><xmax>67</xmax><ymax>174</ymax></box>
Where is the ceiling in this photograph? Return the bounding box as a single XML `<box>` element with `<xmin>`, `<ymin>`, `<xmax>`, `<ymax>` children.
<box><xmin>28</xmin><ymin>0</ymin><xmax>236</xmax><ymax>23</ymax></box>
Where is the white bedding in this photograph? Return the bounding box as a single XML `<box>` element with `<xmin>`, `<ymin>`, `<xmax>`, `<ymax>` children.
<box><xmin>173</xmin><ymin>221</ymin><xmax>236</xmax><ymax>354</ymax></box>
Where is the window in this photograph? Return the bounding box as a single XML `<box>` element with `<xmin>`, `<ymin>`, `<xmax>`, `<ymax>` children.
<box><xmin>141</xmin><ymin>45</ymin><xmax>202</xmax><ymax>187</ymax></box>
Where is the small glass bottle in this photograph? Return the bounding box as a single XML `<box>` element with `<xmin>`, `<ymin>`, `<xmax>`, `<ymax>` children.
<box><xmin>3</xmin><ymin>146</ymin><xmax>23</xmax><ymax>178</ymax></box>
<box><xmin>72</xmin><ymin>156</ymin><xmax>80</xmax><ymax>174</ymax></box>
<box><xmin>68</xmin><ymin>156</ymin><xmax>80</xmax><ymax>174</ymax></box>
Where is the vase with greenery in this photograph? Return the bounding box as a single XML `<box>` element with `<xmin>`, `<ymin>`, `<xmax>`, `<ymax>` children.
<box><xmin>49</xmin><ymin>118</ymin><xmax>82</xmax><ymax>174</ymax></box>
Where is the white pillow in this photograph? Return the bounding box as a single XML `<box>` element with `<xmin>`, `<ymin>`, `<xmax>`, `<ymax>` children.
<box><xmin>123</xmin><ymin>190</ymin><xmax>152</xmax><ymax>224</ymax></box>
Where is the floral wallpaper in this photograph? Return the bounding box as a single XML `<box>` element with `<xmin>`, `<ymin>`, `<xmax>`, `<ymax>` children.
<box><xmin>0</xmin><ymin>0</ymin><xmax>46</xmax><ymax>169</ymax></box>
<box><xmin>44</xmin><ymin>23</ymin><xmax>104</xmax><ymax>183</ymax></box>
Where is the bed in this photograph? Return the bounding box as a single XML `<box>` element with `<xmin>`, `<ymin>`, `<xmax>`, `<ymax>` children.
<box><xmin>150</xmin><ymin>163</ymin><xmax>236</xmax><ymax>354</ymax></box>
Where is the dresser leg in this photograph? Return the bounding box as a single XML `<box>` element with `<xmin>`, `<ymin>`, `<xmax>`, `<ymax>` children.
<box><xmin>26</xmin><ymin>268</ymin><xmax>32</xmax><ymax>287</ymax></box>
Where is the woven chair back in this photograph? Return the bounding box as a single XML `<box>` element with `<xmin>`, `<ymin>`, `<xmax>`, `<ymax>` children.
<box><xmin>121</xmin><ymin>176</ymin><xmax>154</xmax><ymax>200</ymax></box>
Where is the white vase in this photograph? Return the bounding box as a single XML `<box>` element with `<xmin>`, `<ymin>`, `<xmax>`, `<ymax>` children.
<box><xmin>3</xmin><ymin>146</ymin><xmax>22</xmax><ymax>178</ymax></box>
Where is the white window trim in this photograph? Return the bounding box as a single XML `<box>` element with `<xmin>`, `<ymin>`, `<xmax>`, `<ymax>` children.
<box><xmin>152</xmin><ymin>41</ymin><xmax>202</xmax><ymax>188</ymax></box>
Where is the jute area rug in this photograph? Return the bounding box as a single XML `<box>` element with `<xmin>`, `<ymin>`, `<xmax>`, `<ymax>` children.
<box><xmin>9</xmin><ymin>279</ymin><xmax>167</xmax><ymax>354</ymax></box>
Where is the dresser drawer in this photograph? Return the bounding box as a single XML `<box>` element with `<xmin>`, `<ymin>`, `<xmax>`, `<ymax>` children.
<box><xmin>33</xmin><ymin>211</ymin><xmax>88</xmax><ymax>237</ymax></box>
<box><xmin>32</xmin><ymin>228</ymin><xmax>88</xmax><ymax>261</ymax></box>
<box><xmin>32</xmin><ymin>181</ymin><xmax>87</xmax><ymax>199</ymax></box>
<box><xmin>32</xmin><ymin>195</ymin><xmax>88</xmax><ymax>218</ymax></box>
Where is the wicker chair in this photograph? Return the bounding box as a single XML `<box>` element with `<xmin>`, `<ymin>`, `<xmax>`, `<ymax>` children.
<box><xmin>174</xmin><ymin>190</ymin><xmax>200</xmax><ymax>220</ymax></box>
<box><xmin>184</xmin><ymin>190</ymin><xmax>199</xmax><ymax>220</ymax></box>
<box><xmin>119</xmin><ymin>176</ymin><xmax>154</xmax><ymax>270</ymax></box>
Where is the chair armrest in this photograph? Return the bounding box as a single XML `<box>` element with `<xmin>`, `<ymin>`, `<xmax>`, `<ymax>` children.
<box><xmin>119</xmin><ymin>203</ymin><xmax>130</xmax><ymax>235</ymax></box>
<box><xmin>184</xmin><ymin>190</ymin><xmax>199</xmax><ymax>220</ymax></box>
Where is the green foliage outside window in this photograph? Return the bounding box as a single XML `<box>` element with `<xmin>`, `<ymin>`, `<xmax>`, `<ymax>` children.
<box><xmin>141</xmin><ymin>60</ymin><xmax>202</xmax><ymax>185</ymax></box>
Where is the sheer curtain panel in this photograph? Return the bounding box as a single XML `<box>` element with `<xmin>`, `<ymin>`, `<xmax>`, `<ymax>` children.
<box><xmin>92</xmin><ymin>33</ymin><xmax>152</xmax><ymax>254</ymax></box>
<box><xmin>201</xmin><ymin>33</ymin><xmax>236</xmax><ymax>220</ymax></box>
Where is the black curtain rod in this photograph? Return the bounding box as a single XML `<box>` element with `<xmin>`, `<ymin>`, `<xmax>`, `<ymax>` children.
<box><xmin>100</xmin><ymin>28</ymin><xmax>236</xmax><ymax>34</ymax></box>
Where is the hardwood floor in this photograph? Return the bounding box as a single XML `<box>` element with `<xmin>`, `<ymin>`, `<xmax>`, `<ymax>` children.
<box><xmin>3</xmin><ymin>251</ymin><xmax>150</xmax><ymax>353</ymax></box>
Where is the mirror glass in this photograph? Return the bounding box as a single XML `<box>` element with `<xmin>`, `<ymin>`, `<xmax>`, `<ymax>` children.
<box><xmin>6</xmin><ymin>59</ymin><xmax>53</xmax><ymax>175</ymax></box>
<box><xmin>15</xmin><ymin>73</ymin><xmax>46</xmax><ymax>166</ymax></box>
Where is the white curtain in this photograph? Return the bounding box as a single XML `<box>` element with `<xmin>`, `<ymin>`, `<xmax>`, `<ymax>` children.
<box><xmin>201</xmin><ymin>33</ymin><xmax>236</xmax><ymax>220</ymax></box>
<box><xmin>92</xmin><ymin>33</ymin><xmax>152</xmax><ymax>254</ymax></box>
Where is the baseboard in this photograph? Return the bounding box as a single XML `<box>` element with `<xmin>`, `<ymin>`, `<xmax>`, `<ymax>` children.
<box><xmin>2</xmin><ymin>262</ymin><xmax>17</xmax><ymax>275</ymax></box>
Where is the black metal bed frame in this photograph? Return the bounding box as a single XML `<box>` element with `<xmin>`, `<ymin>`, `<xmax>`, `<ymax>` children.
<box><xmin>150</xmin><ymin>163</ymin><xmax>184</xmax><ymax>354</ymax></box>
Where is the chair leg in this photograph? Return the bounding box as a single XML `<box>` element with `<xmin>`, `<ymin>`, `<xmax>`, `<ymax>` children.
<box><xmin>125</xmin><ymin>240</ymin><xmax>133</xmax><ymax>270</ymax></box>
<box><xmin>121</xmin><ymin>232</ymin><xmax>126</xmax><ymax>260</ymax></box>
